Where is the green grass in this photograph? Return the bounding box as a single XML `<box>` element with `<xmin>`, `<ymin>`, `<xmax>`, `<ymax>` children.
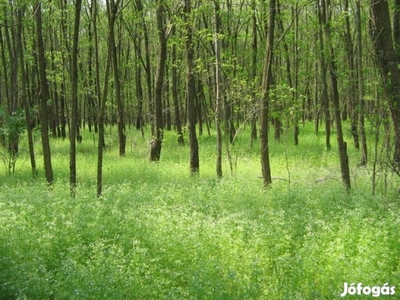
<box><xmin>0</xmin><ymin>122</ymin><xmax>399</xmax><ymax>299</ymax></box>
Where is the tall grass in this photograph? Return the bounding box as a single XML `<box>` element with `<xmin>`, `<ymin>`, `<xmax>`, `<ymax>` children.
<box><xmin>0</xmin><ymin>122</ymin><xmax>399</xmax><ymax>299</ymax></box>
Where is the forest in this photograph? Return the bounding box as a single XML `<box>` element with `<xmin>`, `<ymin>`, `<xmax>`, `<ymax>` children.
<box><xmin>0</xmin><ymin>0</ymin><xmax>400</xmax><ymax>299</ymax></box>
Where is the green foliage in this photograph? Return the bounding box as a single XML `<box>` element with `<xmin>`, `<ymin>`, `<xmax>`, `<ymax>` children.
<box><xmin>0</xmin><ymin>108</ymin><xmax>25</xmax><ymax>175</ymax></box>
<box><xmin>0</xmin><ymin>126</ymin><xmax>399</xmax><ymax>299</ymax></box>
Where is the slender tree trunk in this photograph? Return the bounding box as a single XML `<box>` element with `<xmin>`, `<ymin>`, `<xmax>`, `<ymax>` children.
<box><xmin>150</xmin><ymin>0</ymin><xmax>167</xmax><ymax>161</ymax></box>
<box><xmin>165</xmin><ymin>63</ymin><xmax>172</xmax><ymax>131</ymax></box>
<box><xmin>250</xmin><ymin>0</ymin><xmax>257</xmax><ymax>147</ymax></box>
<box><xmin>171</xmin><ymin>28</ymin><xmax>184</xmax><ymax>145</ymax></box>
<box><xmin>323</xmin><ymin>0</ymin><xmax>351</xmax><ymax>190</ymax></box>
<box><xmin>293</xmin><ymin>3</ymin><xmax>300</xmax><ymax>146</ymax></box>
<box><xmin>17</xmin><ymin>8</ymin><xmax>37</xmax><ymax>176</ymax></box>
<box><xmin>277</xmin><ymin>1</ymin><xmax>296</xmax><ymax>145</ymax></box>
<box><xmin>344</xmin><ymin>0</ymin><xmax>359</xmax><ymax>150</ymax></box>
<box><xmin>0</xmin><ymin>28</ymin><xmax>10</xmax><ymax>111</ymax></box>
<box><xmin>70</xmin><ymin>0</ymin><xmax>83</xmax><ymax>194</ymax></box>
<box><xmin>317</xmin><ymin>1</ymin><xmax>331</xmax><ymax>150</ymax></box>
<box><xmin>355</xmin><ymin>0</ymin><xmax>367</xmax><ymax>166</ymax></box>
<box><xmin>185</xmin><ymin>0</ymin><xmax>199</xmax><ymax>173</ymax></box>
<box><xmin>135</xmin><ymin>0</ymin><xmax>153</xmax><ymax>134</ymax></box>
<box><xmin>214</xmin><ymin>0</ymin><xmax>223</xmax><ymax>177</ymax></box>
<box><xmin>35</xmin><ymin>1</ymin><xmax>53</xmax><ymax>184</ymax></box>
<box><xmin>97</xmin><ymin>54</ymin><xmax>111</xmax><ymax>197</ymax></box>
<box><xmin>135</xmin><ymin>39</ymin><xmax>145</xmax><ymax>137</ymax></box>
<box><xmin>106</xmin><ymin>0</ymin><xmax>126</xmax><ymax>156</ymax></box>
<box><xmin>87</xmin><ymin>10</ymin><xmax>98</xmax><ymax>134</ymax></box>
<box><xmin>6</xmin><ymin>4</ymin><xmax>18</xmax><ymax>116</ymax></box>
<box><xmin>94</xmin><ymin>0</ymin><xmax>111</xmax><ymax>197</ymax></box>
<box><xmin>260</xmin><ymin>0</ymin><xmax>276</xmax><ymax>187</ymax></box>
<box><xmin>5</xmin><ymin>4</ymin><xmax>19</xmax><ymax>157</ymax></box>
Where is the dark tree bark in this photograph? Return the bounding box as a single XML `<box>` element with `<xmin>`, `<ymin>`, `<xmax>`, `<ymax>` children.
<box><xmin>70</xmin><ymin>0</ymin><xmax>83</xmax><ymax>193</ymax></box>
<box><xmin>17</xmin><ymin>8</ymin><xmax>37</xmax><ymax>176</ymax></box>
<box><xmin>355</xmin><ymin>0</ymin><xmax>367</xmax><ymax>166</ymax></box>
<box><xmin>260</xmin><ymin>0</ymin><xmax>276</xmax><ymax>187</ymax></box>
<box><xmin>171</xmin><ymin>27</ymin><xmax>184</xmax><ymax>145</ymax></box>
<box><xmin>276</xmin><ymin>1</ymin><xmax>297</xmax><ymax>145</ymax></box>
<box><xmin>214</xmin><ymin>0</ymin><xmax>223</xmax><ymax>177</ymax></box>
<box><xmin>250</xmin><ymin>0</ymin><xmax>258</xmax><ymax>148</ymax></box>
<box><xmin>135</xmin><ymin>0</ymin><xmax>153</xmax><ymax>134</ymax></box>
<box><xmin>150</xmin><ymin>0</ymin><xmax>167</xmax><ymax>161</ymax></box>
<box><xmin>323</xmin><ymin>0</ymin><xmax>351</xmax><ymax>190</ymax></box>
<box><xmin>185</xmin><ymin>0</ymin><xmax>199</xmax><ymax>173</ymax></box>
<box><xmin>87</xmin><ymin>6</ymin><xmax>98</xmax><ymax>134</ymax></box>
<box><xmin>317</xmin><ymin>1</ymin><xmax>331</xmax><ymax>150</ymax></box>
<box><xmin>94</xmin><ymin>0</ymin><xmax>112</xmax><ymax>197</ymax></box>
<box><xmin>370</xmin><ymin>0</ymin><xmax>400</xmax><ymax>165</ymax></box>
<box><xmin>59</xmin><ymin>0</ymin><xmax>68</xmax><ymax>139</ymax></box>
<box><xmin>343</xmin><ymin>0</ymin><xmax>359</xmax><ymax>150</ymax></box>
<box><xmin>2</xmin><ymin>3</ymin><xmax>19</xmax><ymax>157</ymax></box>
<box><xmin>35</xmin><ymin>1</ymin><xmax>53</xmax><ymax>184</ymax></box>
<box><xmin>135</xmin><ymin>31</ymin><xmax>145</xmax><ymax>137</ymax></box>
<box><xmin>48</xmin><ymin>23</ymin><xmax>58</xmax><ymax>139</ymax></box>
<box><xmin>0</xmin><ymin>28</ymin><xmax>9</xmax><ymax>111</ymax></box>
<box><xmin>106</xmin><ymin>0</ymin><xmax>126</xmax><ymax>156</ymax></box>
<box><xmin>164</xmin><ymin>63</ymin><xmax>172</xmax><ymax>131</ymax></box>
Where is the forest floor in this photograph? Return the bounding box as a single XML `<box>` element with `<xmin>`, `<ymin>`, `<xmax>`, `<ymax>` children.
<box><xmin>0</xmin><ymin>122</ymin><xmax>399</xmax><ymax>299</ymax></box>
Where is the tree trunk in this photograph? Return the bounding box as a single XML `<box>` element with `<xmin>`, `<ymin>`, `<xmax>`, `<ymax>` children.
<box><xmin>323</xmin><ymin>0</ymin><xmax>351</xmax><ymax>190</ymax></box>
<box><xmin>250</xmin><ymin>0</ymin><xmax>257</xmax><ymax>148</ymax></box>
<box><xmin>135</xmin><ymin>0</ymin><xmax>153</xmax><ymax>135</ymax></box>
<box><xmin>35</xmin><ymin>1</ymin><xmax>53</xmax><ymax>184</ymax></box>
<box><xmin>370</xmin><ymin>0</ymin><xmax>400</xmax><ymax>165</ymax></box>
<box><xmin>94</xmin><ymin>0</ymin><xmax>111</xmax><ymax>197</ymax></box>
<box><xmin>185</xmin><ymin>0</ymin><xmax>199</xmax><ymax>173</ymax></box>
<box><xmin>106</xmin><ymin>0</ymin><xmax>126</xmax><ymax>156</ymax></box>
<box><xmin>135</xmin><ymin>35</ymin><xmax>145</xmax><ymax>137</ymax></box>
<box><xmin>344</xmin><ymin>0</ymin><xmax>359</xmax><ymax>150</ymax></box>
<box><xmin>356</xmin><ymin>0</ymin><xmax>367</xmax><ymax>166</ymax></box>
<box><xmin>171</xmin><ymin>28</ymin><xmax>184</xmax><ymax>145</ymax></box>
<box><xmin>260</xmin><ymin>0</ymin><xmax>276</xmax><ymax>187</ymax></box>
<box><xmin>70</xmin><ymin>0</ymin><xmax>83</xmax><ymax>194</ymax></box>
<box><xmin>317</xmin><ymin>1</ymin><xmax>331</xmax><ymax>150</ymax></box>
<box><xmin>17</xmin><ymin>8</ymin><xmax>37</xmax><ymax>176</ymax></box>
<box><xmin>214</xmin><ymin>0</ymin><xmax>223</xmax><ymax>177</ymax></box>
<box><xmin>150</xmin><ymin>0</ymin><xmax>167</xmax><ymax>162</ymax></box>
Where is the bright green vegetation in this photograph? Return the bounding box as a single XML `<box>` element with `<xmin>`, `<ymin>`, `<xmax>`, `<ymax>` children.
<box><xmin>1</xmin><ymin>124</ymin><xmax>399</xmax><ymax>299</ymax></box>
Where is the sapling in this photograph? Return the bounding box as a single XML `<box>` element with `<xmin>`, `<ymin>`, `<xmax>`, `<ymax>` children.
<box><xmin>0</xmin><ymin>108</ymin><xmax>25</xmax><ymax>175</ymax></box>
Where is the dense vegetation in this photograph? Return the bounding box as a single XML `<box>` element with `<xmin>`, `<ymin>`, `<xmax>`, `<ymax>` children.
<box><xmin>1</xmin><ymin>0</ymin><xmax>400</xmax><ymax>298</ymax></box>
<box><xmin>0</xmin><ymin>125</ymin><xmax>399</xmax><ymax>299</ymax></box>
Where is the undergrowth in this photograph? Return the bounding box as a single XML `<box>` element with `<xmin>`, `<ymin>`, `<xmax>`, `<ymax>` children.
<box><xmin>0</xmin><ymin>123</ymin><xmax>399</xmax><ymax>299</ymax></box>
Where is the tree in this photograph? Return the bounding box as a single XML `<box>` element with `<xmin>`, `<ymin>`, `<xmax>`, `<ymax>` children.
<box><xmin>150</xmin><ymin>0</ymin><xmax>168</xmax><ymax>162</ymax></box>
<box><xmin>316</xmin><ymin>0</ymin><xmax>331</xmax><ymax>150</ymax></box>
<box><xmin>106</xmin><ymin>0</ymin><xmax>126</xmax><ymax>156</ymax></box>
<box><xmin>260</xmin><ymin>0</ymin><xmax>276</xmax><ymax>187</ymax></box>
<box><xmin>214</xmin><ymin>0</ymin><xmax>223</xmax><ymax>177</ymax></box>
<box><xmin>35</xmin><ymin>1</ymin><xmax>53</xmax><ymax>184</ymax></box>
<box><xmin>94</xmin><ymin>0</ymin><xmax>112</xmax><ymax>197</ymax></box>
<box><xmin>369</xmin><ymin>0</ymin><xmax>400</xmax><ymax>166</ymax></box>
<box><xmin>171</xmin><ymin>26</ymin><xmax>184</xmax><ymax>145</ymax></box>
<box><xmin>70</xmin><ymin>0</ymin><xmax>83</xmax><ymax>194</ymax></box>
<box><xmin>17</xmin><ymin>7</ymin><xmax>37</xmax><ymax>176</ymax></box>
<box><xmin>355</xmin><ymin>0</ymin><xmax>367</xmax><ymax>166</ymax></box>
<box><xmin>343</xmin><ymin>0</ymin><xmax>359</xmax><ymax>150</ymax></box>
<box><xmin>249</xmin><ymin>0</ymin><xmax>258</xmax><ymax>148</ymax></box>
<box><xmin>184</xmin><ymin>0</ymin><xmax>199</xmax><ymax>173</ymax></box>
<box><xmin>322</xmin><ymin>0</ymin><xmax>351</xmax><ymax>190</ymax></box>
